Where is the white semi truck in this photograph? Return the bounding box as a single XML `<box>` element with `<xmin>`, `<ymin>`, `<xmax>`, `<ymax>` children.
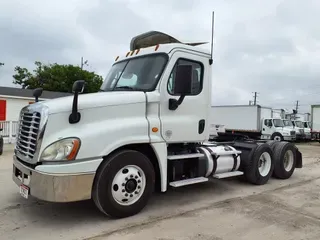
<box><xmin>12</xmin><ymin>27</ymin><xmax>303</xmax><ymax>218</ymax></box>
<box><xmin>211</xmin><ymin>105</ymin><xmax>296</xmax><ymax>142</ymax></box>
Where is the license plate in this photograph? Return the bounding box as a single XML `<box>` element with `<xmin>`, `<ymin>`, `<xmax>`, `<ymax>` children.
<box><xmin>19</xmin><ymin>185</ymin><xmax>29</xmax><ymax>199</ymax></box>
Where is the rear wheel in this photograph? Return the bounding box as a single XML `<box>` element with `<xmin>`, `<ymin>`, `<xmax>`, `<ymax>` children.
<box><xmin>92</xmin><ymin>149</ymin><xmax>155</xmax><ymax>218</ymax></box>
<box><xmin>244</xmin><ymin>143</ymin><xmax>274</xmax><ymax>185</ymax></box>
<box><xmin>273</xmin><ymin>142</ymin><xmax>296</xmax><ymax>179</ymax></box>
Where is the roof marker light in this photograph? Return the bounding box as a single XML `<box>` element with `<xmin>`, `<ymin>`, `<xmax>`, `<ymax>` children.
<box><xmin>126</xmin><ymin>51</ymin><xmax>131</xmax><ymax>57</ymax></box>
<box><xmin>136</xmin><ymin>49</ymin><xmax>140</xmax><ymax>55</ymax></box>
<box><xmin>155</xmin><ymin>44</ymin><xmax>160</xmax><ymax>51</ymax></box>
<box><xmin>115</xmin><ymin>56</ymin><xmax>119</xmax><ymax>61</ymax></box>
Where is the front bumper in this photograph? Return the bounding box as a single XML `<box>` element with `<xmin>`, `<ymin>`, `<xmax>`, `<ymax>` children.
<box><xmin>12</xmin><ymin>156</ymin><xmax>95</xmax><ymax>202</ymax></box>
<box><xmin>304</xmin><ymin>133</ymin><xmax>311</xmax><ymax>140</ymax></box>
<box><xmin>283</xmin><ymin>135</ymin><xmax>296</xmax><ymax>141</ymax></box>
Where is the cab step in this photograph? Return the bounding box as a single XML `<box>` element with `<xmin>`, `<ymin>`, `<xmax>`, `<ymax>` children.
<box><xmin>169</xmin><ymin>177</ymin><xmax>208</xmax><ymax>187</ymax></box>
<box><xmin>167</xmin><ymin>153</ymin><xmax>204</xmax><ymax>160</ymax></box>
<box><xmin>212</xmin><ymin>171</ymin><xmax>243</xmax><ymax>179</ymax></box>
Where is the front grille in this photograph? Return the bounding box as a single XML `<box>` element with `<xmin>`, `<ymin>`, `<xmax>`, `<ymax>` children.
<box><xmin>290</xmin><ymin>131</ymin><xmax>296</xmax><ymax>136</ymax></box>
<box><xmin>16</xmin><ymin>110</ymin><xmax>41</xmax><ymax>160</ymax></box>
<box><xmin>299</xmin><ymin>129</ymin><xmax>304</xmax><ymax>134</ymax></box>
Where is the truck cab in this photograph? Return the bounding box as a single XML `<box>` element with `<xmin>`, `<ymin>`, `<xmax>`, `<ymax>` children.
<box><xmin>292</xmin><ymin>120</ymin><xmax>305</xmax><ymax>140</ymax></box>
<box><xmin>262</xmin><ymin>118</ymin><xmax>295</xmax><ymax>141</ymax></box>
<box><xmin>302</xmin><ymin>121</ymin><xmax>311</xmax><ymax>140</ymax></box>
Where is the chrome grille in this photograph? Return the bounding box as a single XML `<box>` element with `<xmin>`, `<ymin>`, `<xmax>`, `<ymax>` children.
<box><xmin>16</xmin><ymin>110</ymin><xmax>41</xmax><ymax>160</ymax></box>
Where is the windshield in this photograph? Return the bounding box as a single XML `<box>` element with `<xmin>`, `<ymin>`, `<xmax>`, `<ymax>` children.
<box><xmin>100</xmin><ymin>54</ymin><xmax>168</xmax><ymax>92</ymax></box>
<box><xmin>283</xmin><ymin>120</ymin><xmax>293</xmax><ymax>127</ymax></box>
<box><xmin>295</xmin><ymin>121</ymin><xmax>303</xmax><ymax>128</ymax></box>
<box><xmin>273</xmin><ymin>119</ymin><xmax>284</xmax><ymax>127</ymax></box>
<box><xmin>303</xmin><ymin>121</ymin><xmax>311</xmax><ymax>128</ymax></box>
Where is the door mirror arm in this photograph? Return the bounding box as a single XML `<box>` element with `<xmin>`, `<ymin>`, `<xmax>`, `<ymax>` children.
<box><xmin>169</xmin><ymin>95</ymin><xmax>185</xmax><ymax>110</ymax></box>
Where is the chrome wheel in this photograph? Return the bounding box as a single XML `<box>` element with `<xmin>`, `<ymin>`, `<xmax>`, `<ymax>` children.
<box><xmin>111</xmin><ymin>165</ymin><xmax>146</xmax><ymax>206</ymax></box>
<box><xmin>283</xmin><ymin>150</ymin><xmax>294</xmax><ymax>172</ymax></box>
<box><xmin>274</xmin><ymin>136</ymin><xmax>282</xmax><ymax>141</ymax></box>
<box><xmin>258</xmin><ymin>152</ymin><xmax>272</xmax><ymax>177</ymax></box>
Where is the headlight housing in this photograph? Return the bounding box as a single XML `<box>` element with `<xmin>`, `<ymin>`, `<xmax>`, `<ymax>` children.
<box><xmin>40</xmin><ymin>138</ymin><xmax>81</xmax><ymax>161</ymax></box>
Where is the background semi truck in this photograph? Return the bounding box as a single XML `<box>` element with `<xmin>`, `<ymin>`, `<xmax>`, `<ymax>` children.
<box><xmin>210</xmin><ymin>105</ymin><xmax>296</xmax><ymax>141</ymax></box>
<box><xmin>11</xmin><ymin>23</ymin><xmax>303</xmax><ymax>218</ymax></box>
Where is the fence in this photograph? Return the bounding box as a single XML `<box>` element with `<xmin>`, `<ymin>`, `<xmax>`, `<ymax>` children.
<box><xmin>0</xmin><ymin>121</ymin><xmax>19</xmax><ymax>144</ymax></box>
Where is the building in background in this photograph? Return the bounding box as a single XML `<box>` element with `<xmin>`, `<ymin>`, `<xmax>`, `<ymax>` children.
<box><xmin>0</xmin><ymin>86</ymin><xmax>72</xmax><ymax>144</ymax></box>
<box><xmin>0</xmin><ymin>86</ymin><xmax>72</xmax><ymax>122</ymax></box>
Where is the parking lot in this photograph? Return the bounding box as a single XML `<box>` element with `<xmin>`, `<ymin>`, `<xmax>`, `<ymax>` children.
<box><xmin>1</xmin><ymin>143</ymin><xmax>320</xmax><ymax>240</ymax></box>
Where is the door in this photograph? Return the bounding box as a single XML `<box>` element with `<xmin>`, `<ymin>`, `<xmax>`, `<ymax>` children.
<box><xmin>0</xmin><ymin>100</ymin><xmax>6</xmax><ymax>121</ymax></box>
<box><xmin>262</xmin><ymin>118</ymin><xmax>273</xmax><ymax>136</ymax></box>
<box><xmin>159</xmin><ymin>51</ymin><xmax>210</xmax><ymax>143</ymax></box>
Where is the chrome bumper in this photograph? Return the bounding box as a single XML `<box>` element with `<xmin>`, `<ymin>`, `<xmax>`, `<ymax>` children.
<box><xmin>283</xmin><ymin>136</ymin><xmax>296</xmax><ymax>141</ymax></box>
<box><xmin>12</xmin><ymin>156</ymin><xmax>95</xmax><ymax>202</ymax></box>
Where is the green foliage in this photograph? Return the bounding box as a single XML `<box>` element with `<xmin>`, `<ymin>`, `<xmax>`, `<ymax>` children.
<box><xmin>12</xmin><ymin>61</ymin><xmax>103</xmax><ymax>93</ymax></box>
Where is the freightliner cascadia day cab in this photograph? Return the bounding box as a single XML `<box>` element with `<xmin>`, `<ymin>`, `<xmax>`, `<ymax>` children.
<box><xmin>210</xmin><ymin>105</ymin><xmax>296</xmax><ymax>142</ymax></box>
<box><xmin>12</xmin><ymin>16</ymin><xmax>303</xmax><ymax>218</ymax></box>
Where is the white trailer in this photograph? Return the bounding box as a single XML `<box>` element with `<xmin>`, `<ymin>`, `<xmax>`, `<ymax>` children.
<box><xmin>272</xmin><ymin>109</ymin><xmax>285</xmax><ymax>119</ymax></box>
<box><xmin>211</xmin><ymin>105</ymin><xmax>296</xmax><ymax>142</ymax></box>
<box><xmin>311</xmin><ymin>105</ymin><xmax>320</xmax><ymax>140</ymax></box>
<box><xmin>11</xmin><ymin>17</ymin><xmax>303</xmax><ymax>219</ymax></box>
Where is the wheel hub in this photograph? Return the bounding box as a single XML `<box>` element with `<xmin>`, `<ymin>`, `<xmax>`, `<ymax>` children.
<box><xmin>111</xmin><ymin>165</ymin><xmax>146</xmax><ymax>206</ymax></box>
<box><xmin>125</xmin><ymin>179</ymin><xmax>137</xmax><ymax>193</ymax></box>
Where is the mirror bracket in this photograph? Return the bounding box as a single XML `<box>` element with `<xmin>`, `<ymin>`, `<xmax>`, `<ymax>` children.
<box><xmin>168</xmin><ymin>95</ymin><xmax>185</xmax><ymax>110</ymax></box>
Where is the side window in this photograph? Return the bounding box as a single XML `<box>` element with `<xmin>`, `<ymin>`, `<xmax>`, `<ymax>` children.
<box><xmin>264</xmin><ymin>119</ymin><xmax>272</xmax><ymax>126</ymax></box>
<box><xmin>167</xmin><ymin>59</ymin><xmax>203</xmax><ymax>95</ymax></box>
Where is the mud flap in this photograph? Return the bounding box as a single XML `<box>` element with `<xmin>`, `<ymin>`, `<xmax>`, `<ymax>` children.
<box><xmin>295</xmin><ymin>147</ymin><xmax>303</xmax><ymax>168</ymax></box>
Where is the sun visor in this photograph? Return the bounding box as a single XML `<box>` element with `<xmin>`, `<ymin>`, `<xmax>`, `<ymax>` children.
<box><xmin>130</xmin><ymin>31</ymin><xmax>208</xmax><ymax>51</ymax></box>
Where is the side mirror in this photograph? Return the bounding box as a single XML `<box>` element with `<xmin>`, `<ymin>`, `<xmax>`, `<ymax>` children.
<box><xmin>0</xmin><ymin>128</ymin><xmax>2</xmax><ymax>132</ymax></box>
<box><xmin>69</xmin><ymin>80</ymin><xmax>85</xmax><ymax>124</ymax></box>
<box><xmin>172</xmin><ymin>65</ymin><xmax>192</xmax><ymax>95</ymax></box>
<box><xmin>72</xmin><ymin>80</ymin><xmax>85</xmax><ymax>93</ymax></box>
<box><xmin>33</xmin><ymin>88</ymin><xmax>43</xmax><ymax>102</ymax></box>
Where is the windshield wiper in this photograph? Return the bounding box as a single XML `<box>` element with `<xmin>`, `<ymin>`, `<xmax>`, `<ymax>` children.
<box><xmin>114</xmin><ymin>86</ymin><xmax>135</xmax><ymax>90</ymax></box>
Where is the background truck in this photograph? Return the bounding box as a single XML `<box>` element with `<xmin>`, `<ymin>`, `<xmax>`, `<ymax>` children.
<box><xmin>311</xmin><ymin>105</ymin><xmax>320</xmax><ymax>141</ymax></box>
<box><xmin>210</xmin><ymin>105</ymin><xmax>296</xmax><ymax>142</ymax></box>
<box><xmin>11</xmin><ymin>22</ymin><xmax>303</xmax><ymax>219</ymax></box>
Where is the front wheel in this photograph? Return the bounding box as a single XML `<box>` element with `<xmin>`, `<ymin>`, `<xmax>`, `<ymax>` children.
<box><xmin>92</xmin><ymin>149</ymin><xmax>155</xmax><ymax>218</ymax></box>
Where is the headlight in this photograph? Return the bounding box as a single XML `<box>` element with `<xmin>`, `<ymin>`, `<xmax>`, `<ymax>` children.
<box><xmin>40</xmin><ymin>138</ymin><xmax>81</xmax><ymax>161</ymax></box>
<box><xmin>283</xmin><ymin>132</ymin><xmax>289</xmax><ymax>135</ymax></box>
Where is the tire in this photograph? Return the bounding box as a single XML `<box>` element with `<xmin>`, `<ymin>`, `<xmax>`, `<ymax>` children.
<box><xmin>92</xmin><ymin>149</ymin><xmax>155</xmax><ymax>218</ymax></box>
<box><xmin>272</xmin><ymin>142</ymin><xmax>296</xmax><ymax>179</ymax></box>
<box><xmin>266</xmin><ymin>140</ymin><xmax>278</xmax><ymax>151</ymax></box>
<box><xmin>244</xmin><ymin>143</ymin><xmax>274</xmax><ymax>185</ymax></box>
<box><xmin>271</xmin><ymin>132</ymin><xmax>283</xmax><ymax>141</ymax></box>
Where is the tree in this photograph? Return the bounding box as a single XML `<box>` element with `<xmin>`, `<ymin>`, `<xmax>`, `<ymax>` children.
<box><xmin>12</xmin><ymin>61</ymin><xmax>103</xmax><ymax>93</ymax></box>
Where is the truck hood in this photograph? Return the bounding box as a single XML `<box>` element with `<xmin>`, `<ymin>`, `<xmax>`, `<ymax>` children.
<box><xmin>41</xmin><ymin>91</ymin><xmax>147</xmax><ymax>114</ymax></box>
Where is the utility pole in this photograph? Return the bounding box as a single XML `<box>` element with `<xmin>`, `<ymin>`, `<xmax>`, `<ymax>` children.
<box><xmin>80</xmin><ymin>57</ymin><xmax>88</xmax><ymax>70</ymax></box>
<box><xmin>294</xmin><ymin>100</ymin><xmax>299</xmax><ymax>120</ymax></box>
<box><xmin>253</xmin><ymin>92</ymin><xmax>258</xmax><ymax>105</ymax></box>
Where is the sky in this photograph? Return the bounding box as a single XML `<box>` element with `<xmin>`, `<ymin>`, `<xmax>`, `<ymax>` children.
<box><xmin>1</xmin><ymin>0</ymin><xmax>320</xmax><ymax>113</ymax></box>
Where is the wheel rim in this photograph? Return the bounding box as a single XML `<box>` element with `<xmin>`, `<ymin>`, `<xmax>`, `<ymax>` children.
<box><xmin>283</xmin><ymin>150</ymin><xmax>294</xmax><ymax>171</ymax></box>
<box><xmin>258</xmin><ymin>152</ymin><xmax>272</xmax><ymax>177</ymax></box>
<box><xmin>274</xmin><ymin>136</ymin><xmax>281</xmax><ymax>141</ymax></box>
<box><xmin>111</xmin><ymin>165</ymin><xmax>146</xmax><ymax>206</ymax></box>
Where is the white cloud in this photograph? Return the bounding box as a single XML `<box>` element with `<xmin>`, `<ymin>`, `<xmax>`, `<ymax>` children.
<box><xmin>1</xmin><ymin>0</ymin><xmax>320</xmax><ymax>113</ymax></box>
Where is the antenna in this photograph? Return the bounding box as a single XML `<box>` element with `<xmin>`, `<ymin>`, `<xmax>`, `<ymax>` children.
<box><xmin>209</xmin><ymin>11</ymin><xmax>215</xmax><ymax>65</ymax></box>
